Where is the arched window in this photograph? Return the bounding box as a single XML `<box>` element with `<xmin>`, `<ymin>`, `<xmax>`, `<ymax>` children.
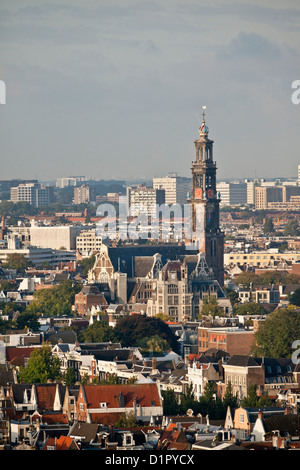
<box><xmin>168</xmin><ymin>284</ymin><xmax>178</xmax><ymax>294</ymax></box>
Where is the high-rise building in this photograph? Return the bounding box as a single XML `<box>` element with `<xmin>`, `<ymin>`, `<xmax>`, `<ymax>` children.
<box><xmin>74</xmin><ymin>185</ymin><xmax>96</xmax><ymax>205</ymax></box>
<box><xmin>254</xmin><ymin>186</ymin><xmax>282</xmax><ymax>210</ymax></box>
<box><xmin>56</xmin><ymin>176</ymin><xmax>91</xmax><ymax>188</ymax></box>
<box><xmin>153</xmin><ymin>173</ymin><xmax>191</xmax><ymax>206</ymax></box>
<box><xmin>126</xmin><ymin>184</ymin><xmax>165</xmax><ymax>216</ymax></box>
<box><xmin>188</xmin><ymin>108</ymin><xmax>224</xmax><ymax>286</ymax></box>
<box><xmin>10</xmin><ymin>183</ymin><xmax>54</xmax><ymax>207</ymax></box>
<box><xmin>216</xmin><ymin>182</ymin><xmax>247</xmax><ymax>207</ymax></box>
<box><xmin>0</xmin><ymin>179</ymin><xmax>38</xmax><ymax>196</ymax></box>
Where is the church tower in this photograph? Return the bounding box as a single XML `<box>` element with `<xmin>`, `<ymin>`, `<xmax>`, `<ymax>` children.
<box><xmin>189</xmin><ymin>107</ymin><xmax>224</xmax><ymax>286</ymax></box>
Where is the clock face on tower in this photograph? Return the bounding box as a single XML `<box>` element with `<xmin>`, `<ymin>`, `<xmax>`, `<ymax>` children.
<box><xmin>195</xmin><ymin>188</ymin><xmax>203</xmax><ymax>199</ymax></box>
<box><xmin>206</xmin><ymin>188</ymin><xmax>214</xmax><ymax>199</ymax></box>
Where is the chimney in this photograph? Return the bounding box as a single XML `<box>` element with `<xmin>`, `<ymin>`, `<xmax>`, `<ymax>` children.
<box><xmin>108</xmin><ymin>425</ymin><xmax>115</xmax><ymax>442</ymax></box>
<box><xmin>258</xmin><ymin>411</ymin><xmax>263</xmax><ymax>420</ymax></box>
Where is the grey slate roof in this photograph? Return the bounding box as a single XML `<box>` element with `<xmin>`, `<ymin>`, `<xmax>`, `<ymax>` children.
<box><xmin>107</xmin><ymin>244</ymin><xmax>197</xmax><ymax>277</ymax></box>
<box><xmin>0</xmin><ymin>363</ymin><xmax>15</xmax><ymax>386</ymax></box>
<box><xmin>226</xmin><ymin>355</ymin><xmax>261</xmax><ymax>367</ymax></box>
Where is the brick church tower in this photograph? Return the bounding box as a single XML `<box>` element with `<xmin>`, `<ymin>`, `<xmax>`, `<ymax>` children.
<box><xmin>188</xmin><ymin>107</ymin><xmax>224</xmax><ymax>286</ymax></box>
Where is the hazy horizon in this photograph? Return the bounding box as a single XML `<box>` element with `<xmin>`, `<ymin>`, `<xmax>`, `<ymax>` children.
<box><xmin>1</xmin><ymin>1</ymin><xmax>300</xmax><ymax>182</ymax></box>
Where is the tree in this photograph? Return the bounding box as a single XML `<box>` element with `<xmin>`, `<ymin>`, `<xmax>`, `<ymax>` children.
<box><xmin>241</xmin><ymin>384</ymin><xmax>272</xmax><ymax>408</ymax></box>
<box><xmin>115</xmin><ymin>411</ymin><xmax>138</xmax><ymax>428</ymax></box>
<box><xmin>263</xmin><ymin>217</ymin><xmax>274</xmax><ymax>234</ymax></box>
<box><xmin>4</xmin><ymin>253</ymin><xmax>31</xmax><ymax>270</ymax></box>
<box><xmin>180</xmin><ymin>383</ymin><xmax>196</xmax><ymax>414</ymax></box>
<box><xmin>64</xmin><ymin>367</ymin><xmax>77</xmax><ymax>386</ymax></box>
<box><xmin>78</xmin><ymin>254</ymin><xmax>96</xmax><ymax>276</ymax></box>
<box><xmin>16</xmin><ymin>312</ymin><xmax>40</xmax><ymax>332</ymax></box>
<box><xmin>78</xmin><ymin>320</ymin><xmax>119</xmax><ymax>343</ymax></box>
<box><xmin>224</xmin><ymin>288</ymin><xmax>240</xmax><ymax>306</ymax></box>
<box><xmin>18</xmin><ymin>344</ymin><xmax>61</xmax><ymax>383</ymax></box>
<box><xmin>162</xmin><ymin>389</ymin><xmax>180</xmax><ymax>416</ymax></box>
<box><xmin>252</xmin><ymin>308</ymin><xmax>300</xmax><ymax>358</ymax></box>
<box><xmin>223</xmin><ymin>381</ymin><xmax>238</xmax><ymax>411</ymax></box>
<box><xmin>200</xmin><ymin>296</ymin><xmax>224</xmax><ymax>318</ymax></box>
<box><xmin>289</xmin><ymin>288</ymin><xmax>300</xmax><ymax>307</ymax></box>
<box><xmin>138</xmin><ymin>334</ymin><xmax>169</xmax><ymax>354</ymax></box>
<box><xmin>234</xmin><ymin>302</ymin><xmax>267</xmax><ymax>316</ymax></box>
<box><xmin>284</xmin><ymin>219</ymin><xmax>300</xmax><ymax>236</ymax></box>
<box><xmin>234</xmin><ymin>272</ymin><xmax>260</xmax><ymax>287</ymax></box>
<box><xmin>114</xmin><ymin>314</ymin><xmax>179</xmax><ymax>353</ymax></box>
<box><xmin>100</xmin><ymin>374</ymin><xmax>118</xmax><ymax>385</ymax></box>
<box><xmin>202</xmin><ymin>381</ymin><xmax>217</xmax><ymax>402</ymax></box>
<box><xmin>26</xmin><ymin>280</ymin><xmax>81</xmax><ymax>316</ymax></box>
<box><xmin>241</xmin><ymin>384</ymin><xmax>259</xmax><ymax>408</ymax></box>
<box><xmin>0</xmin><ymin>280</ymin><xmax>19</xmax><ymax>292</ymax></box>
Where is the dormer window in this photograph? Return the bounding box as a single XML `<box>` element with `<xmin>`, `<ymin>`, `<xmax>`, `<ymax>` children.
<box><xmin>100</xmin><ymin>402</ymin><xmax>107</xmax><ymax>408</ymax></box>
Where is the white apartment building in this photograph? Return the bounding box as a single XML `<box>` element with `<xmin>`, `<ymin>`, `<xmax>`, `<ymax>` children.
<box><xmin>76</xmin><ymin>229</ymin><xmax>103</xmax><ymax>257</ymax></box>
<box><xmin>56</xmin><ymin>176</ymin><xmax>91</xmax><ymax>188</ymax></box>
<box><xmin>29</xmin><ymin>223</ymin><xmax>82</xmax><ymax>250</ymax></box>
<box><xmin>74</xmin><ymin>184</ymin><xmax>96</xmax><ymax>205</ymax></box>
<box><xmin>245</xmin><ymin>180</ymin><xmax>255</xmax><ymax>205</ymax></box>
<box><xmin>225</xmin><ymin>250</ymin><xmax>300</xmax><ymax>268</ymax></box>
<box><xmin>153</xmin><ymin>173</ymin><xmax>191</xmax><ymax>206</ymax></box>
<box><xmin>10</xmin><ymin>183</ymin><xmax>54</xmax><ymax>207</ymax></box>
<box><xmin>0</xmin><ymin>245</ymin><xmax>76</xmax><ymax>265</ymax></box>
<box><xmin>126</xmin><ymin>185</ymin><xmax>165</xmax><ymax>216</ymax></box>
<box><xmin>216</xmin><ymin>182</ymin><xmax>247</xmax><ymax>207</ymax></box>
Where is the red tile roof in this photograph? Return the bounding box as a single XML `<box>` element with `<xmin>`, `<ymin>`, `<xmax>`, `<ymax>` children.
<box><xmin>32</xmin><ymin>412</ymin><xmax>69</xmax><ymax>425</ymax></box>
<box><xmin>82</xmin><ymin>383</ymin><xmax>161</xmax><ymax>409</ymax></box>
<box><xmin>89</xmin><ymin>412</ymin><xmax>125</xmax><ymax>425</ymax></box>
<box><xmin>6</xmin><ymin>346</ymin><xmax>39</xmax><ymax>366</ymax></box>
<box><xmin>43</xmin><ymin>436</ymin><xmax>79</xmax><ymax>450</ymax></box>
<box><xmin>35</xmin><ymin>384</ymin><xmax>57</xmax><ymax>410</ymax></box>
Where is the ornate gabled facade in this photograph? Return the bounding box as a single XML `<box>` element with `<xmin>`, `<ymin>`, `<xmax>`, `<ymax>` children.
<box><xmin>146</xmin><ymin>252</ymin><xmax>224</xmax><ymax>322</ymax></box>
<box><xmin>146</xmin><ymin>259</ymin><xmax>193</xmax><ymax>322</ymax></box>
<box><xmin>86</xmin><ymin>240</ymin><xmax>224</xmax><ymax>322</ymax></box>
<box><xmin>87</xmin><ymin>243</ymin><xmax>198</xmax><ymax>305</ymax></box>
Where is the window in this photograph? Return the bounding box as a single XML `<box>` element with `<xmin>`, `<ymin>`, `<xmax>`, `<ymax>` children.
<box><xmin>168</xmin><ymin>284</ymin><xmax>178</xmax><ymax>294</ymax></box>
<box><xmin>239</xmin><ymin>414</ymin><xmax>245</xmax><ymax>423</ymax></box>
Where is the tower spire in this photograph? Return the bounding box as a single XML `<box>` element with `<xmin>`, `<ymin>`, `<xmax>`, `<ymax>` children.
<box><xmin>189</xmin><ymin>109</ymin><xmax>224</xmax><ymax>286</ymax></box>
<box><xmin>199</xmin><ymin>105</ymin><xmax>209</xmax><ymax>137</ymax></box>
<box><xmin>201</xmin><ymin>105</ymin><xmax>206</xmax><ymax>123</ymax></box>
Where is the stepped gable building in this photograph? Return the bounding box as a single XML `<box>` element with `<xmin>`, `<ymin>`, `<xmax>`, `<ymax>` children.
<box><xmin>188</xmin><ymin>107</ymin><xmax>224</xmax><ymax>286</ymax></box>
<box><xmin>74</xmin><ymin>284</ymin><xmax>108</xmax><ymax>316</ymax></box>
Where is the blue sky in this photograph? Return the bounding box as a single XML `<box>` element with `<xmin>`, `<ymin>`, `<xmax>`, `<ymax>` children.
<box><xmin>0</xmin><ymin>0</ymin><xmax>299</xmax><ymax>182</ymax></box>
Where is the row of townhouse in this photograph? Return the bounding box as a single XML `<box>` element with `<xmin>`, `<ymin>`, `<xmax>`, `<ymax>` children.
<box><xmin>0</xmin><ymin>381</ymin><xmax>164</xmax><ymax>447</ymax></box>
<box><xmin>50</xmin><ymin>335</ymin><xmax>300</xmax><ymax>405</ymax></box>
<box><xmin>51</xmin><ymin>341</ymin><xmax>300</xmax><ymax>408</ymax></box>
<box><xmin>3</xmin><ymin>331</ymin><xmax>300</xmax><ymax>410</ymax></box>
